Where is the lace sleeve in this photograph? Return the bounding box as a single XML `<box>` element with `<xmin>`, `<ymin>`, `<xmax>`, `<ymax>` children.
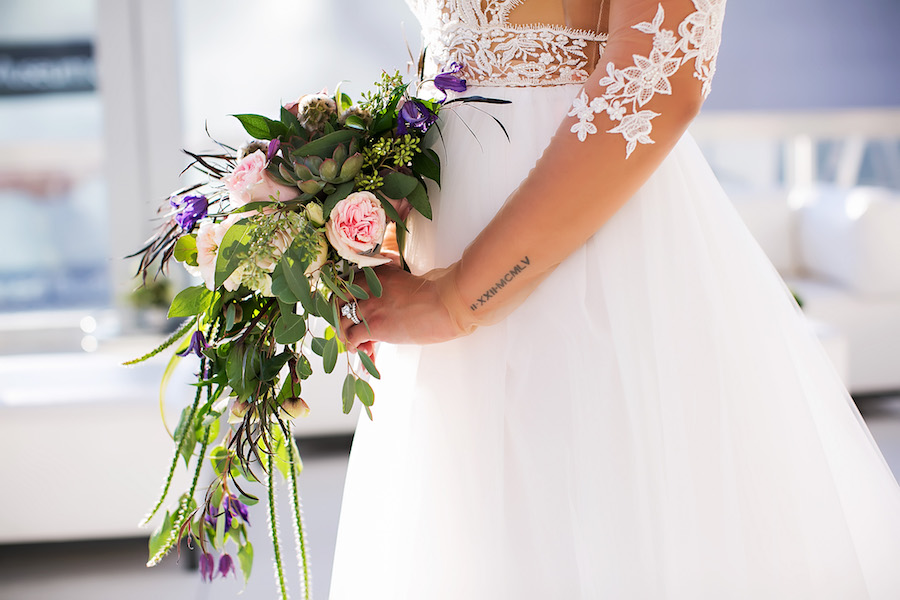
<box><xmin>568</xmin><ymin>0</ymin><xmax>725</xmax><ymax>156</ymax></box>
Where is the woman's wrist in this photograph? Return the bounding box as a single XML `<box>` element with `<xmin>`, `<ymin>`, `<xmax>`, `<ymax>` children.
<box><xmin>425</xmin><ymin>262</ymin><xmax>479</xmax><ymax>338</ymax></box>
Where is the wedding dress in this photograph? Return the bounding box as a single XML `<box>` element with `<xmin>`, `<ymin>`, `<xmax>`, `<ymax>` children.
<box><xmin>329</xmin><ymin>0</ymin><xmax>900</xmax><ymax>597</ymax></box>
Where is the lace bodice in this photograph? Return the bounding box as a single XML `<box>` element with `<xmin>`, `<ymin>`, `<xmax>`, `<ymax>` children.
<box><xmin>408</xmin><ymin>0</ymin><xmax>726</xmax><ymax>156</ymax></box>
<box><xmin>406</xmin><ymin>0</ymin><xmax>608</xmax><ymax>87</ymax></box>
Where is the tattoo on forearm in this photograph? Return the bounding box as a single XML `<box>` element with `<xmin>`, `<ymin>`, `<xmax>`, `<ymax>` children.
<box><xmin>470</xmin><ymin>256</ymin><xmax>530</xmax><ymax>311</ymax></box>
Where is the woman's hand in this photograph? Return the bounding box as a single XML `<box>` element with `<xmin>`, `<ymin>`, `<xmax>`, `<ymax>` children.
<box><xmin>339</xmin><ymin>264</ymin><xmax>467</xmax><ymax>354</ymax></box>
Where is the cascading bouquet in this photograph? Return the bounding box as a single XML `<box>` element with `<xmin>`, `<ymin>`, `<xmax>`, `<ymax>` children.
<box><xmin>125</xmin><ymin>63</ymin><xmax>508</xmax><ymax>599</ymax></box>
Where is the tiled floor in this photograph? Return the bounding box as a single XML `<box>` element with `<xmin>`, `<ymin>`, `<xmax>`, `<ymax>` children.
<box><xmin>3</xmin><ymin>398</ymin><xmax>900</xmax><ymax>600</ymax></box>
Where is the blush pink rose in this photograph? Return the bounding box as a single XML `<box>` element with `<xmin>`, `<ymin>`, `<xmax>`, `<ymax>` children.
<box><xmin>223</xmin><ymin>149</ymin><xmax>296</xmax><ymax>208</ymax></box>
<box><xmin>325</xmin><ymin>191</ymin><xmax>391</xmax><ymax>267</ymax></box>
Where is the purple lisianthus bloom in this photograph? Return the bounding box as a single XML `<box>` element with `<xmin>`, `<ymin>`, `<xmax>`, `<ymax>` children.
<box><xmin>266</xmin><ymin>138</ymin><xmax>281</xmax><ymax>161</ymax></box>
<box><xmin>177</xmin><ymin>330</ymin><xmax>208</xmax><ymax>358</ymax></box>
<box><xmin>218</xmin><ymin>553</ymin><xmax>236</xmax><ymax>578</ymax></box>
<box><xmin>199</xmin><ymin>552</ymin><xmax>215</xmax><ymax>582</ymax></box>
<box><xmin>170</xmin><ymin>193</ymin><xmax>208</xmax><ymax>231</ymax></box>
<box><xmin>433</xmin><ymin>62</ymin><xmax>467</xmax><ymax>99</ymax></box>
<box><xmin>397</xmin><ymin>99</ymin><xmax>437</xmax><ymax>136</ymax></box>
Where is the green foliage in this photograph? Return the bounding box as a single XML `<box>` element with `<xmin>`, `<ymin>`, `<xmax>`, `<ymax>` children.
<box><xmin>233</xmin><ymin>113</ymin><xmax>288</xmax><ymax>140</ymax></box>
<box><xmin>342</xmin><ymin>374</ymin><xmax>356</xmax><ymax>413</ymax></box>
<box><xmin>412</xmin><ymin>148</ymin><xmax>441</xmax><ymax>186</ymax></box>
<box><xmin>238</xmin><ymin>542</ymin><xmax>254</xmax><ymax>584</ymax></box>
<box><xmin>214</xmin><ymin>221</ymin><xmax>253</xmax><ymax>288</ymax></box>
<box><xmin>358</xmin><ymin>350</ymin><xmax>380</xmax><ymax>379</ymax></box>
<box><xmin>362</xmin><ymin>267</ymin><xmax>383</xmax><ymax>298</ymax></box>
<box><xmin>380</xmin><ymin>170</ymin><xmax>418</xmax><ymax>200</ymax></box>
<box><xmin>173</xmin><ymin>234</ymin><xmax>198</xmax><ymax>266</ymax></box>
<box><xmin>274</xmin><ymin>311</ymin><xmax>306</xmax><ymax>344</ymax></box>
<box><xmin>405</xmin><ymin>181</ymin><xmax>432</xmax><ymax>219</ymax></box>
<box><xmin>355</xmin><ymin>378</ymin><xmax>375</xmax><ymax>406</ymax></box>
<box><xmin>168</xmin><ymin>285</ymin><xmax>213</xmax><ymax>318</ymax></box>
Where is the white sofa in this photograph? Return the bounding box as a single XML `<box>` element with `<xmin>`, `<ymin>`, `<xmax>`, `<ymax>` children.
<box><xmin>730</xmin><ymin>185</ymin><xmax>900</xmax><ymax>395</ymax></box>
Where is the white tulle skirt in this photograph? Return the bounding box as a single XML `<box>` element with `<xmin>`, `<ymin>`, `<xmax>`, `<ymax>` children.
<box><xmin>329</xmin><ymin>84</ymin><xmax>900</xmax><ymax>599</ymax></box>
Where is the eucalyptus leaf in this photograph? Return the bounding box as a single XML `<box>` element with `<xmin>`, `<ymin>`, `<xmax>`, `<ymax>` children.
<box><xmin>317</xmin><ymin>293</ymin><xmax>337</xmax><ymax>328</ymax></box>
<box><xmin>346</xmin><ymin>283</ymin><xmax>369</xmax><ymax>300</ymax></box>
<box><xmin>358</xmin><ymin>350</ymin><xmax>381</xmax><ymax>379</ymax></box>
<box><xmin>363</xmin><ymin>267</ymin><xmax>383</xmax><ymax>298</ymax></box>
<box><xmin>323</xmin><ymin>336</ymin><xmax>339</xmax><ymax>373</ymax></box>
<box><xmin>271</xmin><ymin>262</ymin><xmax>299</xmax><ymax>305</ymax></box>
<box><xmin>355</xmin><ymin>378</ymin><xmax>375</xmax><ymax>406</ymax></box>
<box><xmin>342</xmin><ymin>374</ymin><xmax>356</xmax><ymax>413</ymax></box>
<box><xmin>281</xmin><ymin>246</ymin><xmax>316</xmax><ymax>314</ymax></box>
<box><xmin>274</xmin><ymin>312</ymin><xmax>306</xmax><ymax>344</ymax></box>
<box><xmin>295</xmin><ymin>355</ymin><xmax>313</xmax><ymax>379</ymax></box>
<box><xmin>319</xmin><ymin>270</ymin><xmax>348</xmax><ymax>302</ymax></box>
<box><xmin>310</xmin><ymin>337</ymin><xmax>327</xmax><ymax>357</ymax></box>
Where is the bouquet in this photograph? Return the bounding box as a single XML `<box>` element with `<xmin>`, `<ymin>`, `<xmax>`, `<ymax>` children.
<box><xmin>126</xmin><ymin>63</ymin><xmax>507</xmax><ymax>599</ymax></box>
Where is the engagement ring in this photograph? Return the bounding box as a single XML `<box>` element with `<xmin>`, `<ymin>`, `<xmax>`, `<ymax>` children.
<box><xmin>341</xmin><ymin>301</ymin><xmax>361</xmax><ymax>325</ymax></box>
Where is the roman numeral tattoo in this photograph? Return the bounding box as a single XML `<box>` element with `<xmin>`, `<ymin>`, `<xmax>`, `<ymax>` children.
<box><xmin>469</xmin><ymin>256</ymin><xmax>530</xmax><ymax>311</ymax></box>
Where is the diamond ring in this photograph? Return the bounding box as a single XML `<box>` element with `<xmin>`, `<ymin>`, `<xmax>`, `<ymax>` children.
<box><xmin>341</xmin><ymin>301</ymin><xmax>361</xmax><ymax>325</ymax></box>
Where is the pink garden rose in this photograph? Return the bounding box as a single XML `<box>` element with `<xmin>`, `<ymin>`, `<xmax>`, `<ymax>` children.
<box><xmin>325</xmin><ymin>191</ymin><xmax>391</xmax><ymax>267</ymax></box>
<box><xmin>223</xmin><ymin>150</ymin><xmax>296</xmax><ymax>208</ymax></box>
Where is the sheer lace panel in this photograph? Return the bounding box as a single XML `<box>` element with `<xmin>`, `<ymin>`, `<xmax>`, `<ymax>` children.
<box><xmin>407</xmin><ymin>0</ymin><xmax>609</xmax><ymax>87</ymax></box>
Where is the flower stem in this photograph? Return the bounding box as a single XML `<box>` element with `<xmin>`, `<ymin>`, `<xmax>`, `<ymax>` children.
<box><xmin>141</xmin><ymin>381</ymin><xmax>203</xmax><ymax>526</ymax></box>
<box><xmin>123</xmin><ymin>316</ymin><xmax>197</xmax><ymax>365</ymax></box>
<box><xmin>267</xmin><ymin>453</ymin><xmax>289</xmax><ymax>600</ymax></box>
<box><xmin>147</xmin><ymin>424</ymin><xmax>211</xmax><ymax>567</ymax></box>
<box><xmin>282</xmin><ymin>421</ymin><xmax>312</xmax><ymax>600</ymax></box>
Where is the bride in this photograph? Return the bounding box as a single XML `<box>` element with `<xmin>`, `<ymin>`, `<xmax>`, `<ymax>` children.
<box><xmin>330</xmin><ymin>0</ymin><xmax>900</xmax><ymax>597</ymax></box>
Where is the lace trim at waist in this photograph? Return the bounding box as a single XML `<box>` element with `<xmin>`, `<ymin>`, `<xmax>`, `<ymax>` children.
<box><xmin>424</xmin><ymin>24</ymin><xmax>608</xmax><ymax>88</ymax></box>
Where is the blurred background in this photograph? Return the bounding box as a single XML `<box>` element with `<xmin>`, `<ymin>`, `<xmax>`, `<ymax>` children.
<box><xmin>0</xmin><ymin>0</ymin><xmax>899</xmax><ymax>598</ymax></box>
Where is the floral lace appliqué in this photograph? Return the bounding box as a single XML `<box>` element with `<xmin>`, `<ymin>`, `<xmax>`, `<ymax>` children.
<box><xmin>568</xmin><ymin>0</ymin><xmax>726</xmax><ymax>156</ymax></box>
<box><xmin>407</xmin><ymin>0</ymin><xmax>608</xmax><ymax>87</ymax></box>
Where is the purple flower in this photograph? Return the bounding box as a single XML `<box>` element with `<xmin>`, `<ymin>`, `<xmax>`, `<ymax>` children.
<box><xmin>433</xmin><ymin>62</ymin><xmax>467</xmax><ymax>99</ymax></box>
<box><xmin>218</xmin><ymin>553</ymin><xmax>237</xmax><ymax>578</ymax></box>
<box><xmin>397</xmin><ymin>99</ymin><xmax>437</xmax><ymax>136</ymax></box>
<box><xmin>205</xmin><ymin>494</ymin><xmax>250</xmax><ymax>533</ymax></box>
<box><xmin>170</xmin><ymin>193</ymin><xmax>208</xmax><ymax>231</ymax></box>
<box><xmin>266</xmin><ymin>139</ymin><xmax>281</xmax><ymax>161</ymax></box>
<box><xmin>199</xmin><ymin>552</ymin><xmax>215</xmax><ymax>582</ymax></box>
<box><xmin>177</xmin><ymin>331</ymin><xmax>208</xmax><ymax>358</ymax></box>
<box><xmin>226</xmin><ymin>495</ymin><xmax>250</xmax><ymax>525</ymax></box>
